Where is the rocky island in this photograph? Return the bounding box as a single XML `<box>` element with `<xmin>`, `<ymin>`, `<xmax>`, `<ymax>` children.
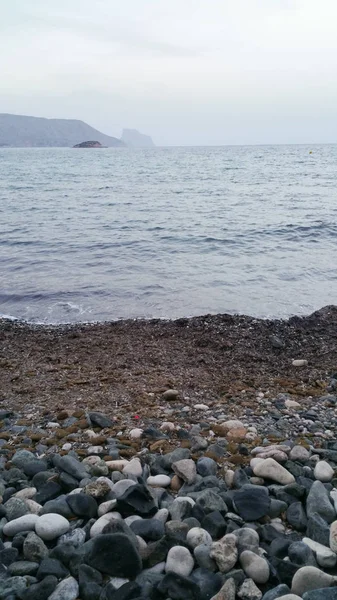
<box><xmin>73</xmin><ymin>141</ymin><xmax>106</xmax><ymax>148</ymax></box>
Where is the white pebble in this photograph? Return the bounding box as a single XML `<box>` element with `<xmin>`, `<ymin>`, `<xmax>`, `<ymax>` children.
<box><xmin>35</xmin><ymin>514</ymin><xmax>70</xmax><ymax>541</ymax></box>
<box><xmin>314</xmin><ymin>460</ymin><xmax>334</xmax><ymax>482</ymax></box>
<box><xmin>129</xmin><ymin>428</ymin><xmax>143</xmax><ymax>439</ymax></box>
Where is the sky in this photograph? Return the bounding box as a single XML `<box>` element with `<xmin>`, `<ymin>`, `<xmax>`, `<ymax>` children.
<box><xmin>1</xmin><ymin>0</ymin><xmax>337</xmax><ymax>146</ymax></box>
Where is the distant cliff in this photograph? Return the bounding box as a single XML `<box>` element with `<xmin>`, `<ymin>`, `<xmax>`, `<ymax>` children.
<box><xmin>121</xmin><ymin>128</ymin><xmax>155</xmax><ymax>148</ymax></box>
<box><xmin>0</xmin><ymin>114</ymin><xmax>125</xmax><ymax>148</ymax></box>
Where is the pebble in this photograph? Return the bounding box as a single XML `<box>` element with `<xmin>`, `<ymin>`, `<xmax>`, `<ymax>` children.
<box><xmin>48</xmin><ymin>576</ymin><xmax>79</xmax><ymax>600</ymax></box>
<box><xmin>289</xmin><ymin>445</ymin><xmax>310</xmax><ymax>462</ymax></box>
<box><xmin>210</xmin><ymin>533</ymin><xmax>238</xmax><ymax>573</ymax></box>
<box><xmin>165</xmin><ymin>546</ymin><xmax>194</xmax><ymax>576</ymax></box>
<box><xmin>3</xmin><ymin>514</ymin><xmax>39</xmax><ymax>537</ymax></box>
<box><xmin>302</xmin><ymin>537</ymin><xmax>337</xmax><ymax>568</ymax></box>
<box><xmin>240</xmin><ymin>550</ymin><xmax>270</xmax><ymax>584</ymax></box>
<box><xmin>252</xmin><ymin>458</ymin><xmax>295</xmax><ymax>485</ymax></box>
<box><xmin>123</xmin><ymin>457</ymin><xmax>143</xmax><ymax>477</ymax></box>
<box><xmin>35</xmin><ymin>514</ymin><xmax>70</xmax><ymax>541</ymax></box>
<box><xmin>238</xmin><ymin>578</ymin><xmax>263</xmax><ymax>600</ymax></box>
<box><xmin>186</xmin><ymin>527</ymin><xmax>213</xmax><ymax>549</ymax></box>
<box><xmin>314</xmin><ymin>461</ymin><xmax>334</xmax><ymax>482</ymax></box>
<box><xmin>129</xmin><ymin>428</ymin><xmax>143</xmax><ymax>439</ymax></box>
<box><xmin>147</xmin><ymin>475</ymin><xmax>171</xmax><ymax>487</ymax></box>
<box><xmin>162</xmin><ymin>389</ymin><xmax>179</xmax><ymax>401</ymax></box>
<box><xmin>291</xmin><ymin>566</ymin><xmax>335</xmax><ymax>596</ymax></box>
<box><xmin>172</xmin><ymin>459</ymin><xmax>197</xmax><ymax>484</ymax></box>
<box><xmin>329</xmin><ymin>520</ymin><xmax>337</xmax><ymax>552</ymax></box>
<box><xmin>2</xmin><ymin>397</ymin><xmax>337</xmax><ymax>600</ymax></box>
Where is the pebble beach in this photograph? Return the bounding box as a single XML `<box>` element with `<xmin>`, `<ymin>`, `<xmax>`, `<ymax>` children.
<box><xmin>1</xmin><ymin>306</ymin><xmax>337</xmax><ymax>599</ymax></box>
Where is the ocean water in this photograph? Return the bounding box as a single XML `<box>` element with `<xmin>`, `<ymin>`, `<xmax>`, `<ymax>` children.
<box><xmin>0</xmin><ymin>145</ymin><xmax>336</xmax><ymax>324</ymax></box>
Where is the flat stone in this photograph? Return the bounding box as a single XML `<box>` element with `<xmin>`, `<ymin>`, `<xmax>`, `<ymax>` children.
<box><xmin>252</xmin><ymin>458</ymin><xmax>295</xmax><ymax>485</ymax></box>
<box><xmin>210</xmin><ymin>533</ymin><xmax>238</xmax><ymax>573</ymax></box>
<box><xmin>314</xmin><ymin>461</ymin><xmax>334</xmax><ymax>483</ymax></box>
<box><xmin>165</xmin><ymin>546</ymin><xmax>194</xmax><ymax>577</ymax></box>
<box><xmin>3</xmin><ymin>515</ymin><xmax>39</xmax><ymax>537</ymax></box>
<box><xmin>35</xmin><ymin>513</ymin><xmax>70</xmax><ymax>541</ymax></box>
<box><xmin>240</xmin><ymin>550</ymin><xmax>270</xmax><ymax>584</ymax></box>
<box><xmin>48</xmin><ymin>576</ymin><xmax>79</xmax><ymax>600</ymax></box>
<box><xmin>291</xmin><ymin>566</ymin><xmax>335</xmax><ymax>596</ymax></box>
<box><xmin>172</xmin><ymin>459</ymin><xmax>197</xmax><ymax>484</ymax></box>
<box><xmin>233</xmin><ymin>485</ymin><xmax>270</xmax><ymax>521</ymax></box>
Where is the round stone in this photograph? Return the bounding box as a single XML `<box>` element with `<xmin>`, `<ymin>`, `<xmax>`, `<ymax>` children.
<box><xmin>314</xmin><ymin>461</ymin><xmax>334</xmax><ymax>483</ymax></box>
<box><xmin>240</xmin><ymin>550</ymin><xmax>270</xmax><ymax>584</ymax></box>
<box><xmin>35</xmin><ymin>513</ymin><xmax>70</xmax><ymax>541</ymax></box>
<box><xmin>165</xmin><ymin>546</ymin><xmax>194</xmax><ymax>577</ymax></box>
<box><xmin>186</xmin><ymin>527</ymin><xmax>212</xmax><ymax>549</ymax></box>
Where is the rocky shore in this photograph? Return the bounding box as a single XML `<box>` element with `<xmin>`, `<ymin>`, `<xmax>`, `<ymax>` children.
<box><xmin>1</xmin><ymin>306</ymin><xmax>337</xmax><ymax>599</ymax></box>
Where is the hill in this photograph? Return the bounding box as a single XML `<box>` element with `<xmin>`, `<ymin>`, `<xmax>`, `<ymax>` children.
<box><xmin>121</xmin><ymin>128</ymin><xmax>155</xmax><ymax>147</ymax></box>
<box><xmin>0</xmin><ymin>113</ymin><xmax>125</xmax><ymax>147</ymax></box>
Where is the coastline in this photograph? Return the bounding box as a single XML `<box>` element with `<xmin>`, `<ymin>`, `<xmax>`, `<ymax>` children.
<box><xmin>1</xmin><ymin>305</ymin><xmax>336</xmax><ymax>422</ymax></box>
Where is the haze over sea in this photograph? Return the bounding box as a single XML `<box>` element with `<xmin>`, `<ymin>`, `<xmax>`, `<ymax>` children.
<box><xmin>1</xmin><ymin>145</ymin><xmax>336</xmax><ymax>324</ymax></box>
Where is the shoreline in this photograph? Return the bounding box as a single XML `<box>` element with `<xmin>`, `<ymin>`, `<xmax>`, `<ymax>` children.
<box><xmin>1</xmin><ymin>305</ymin><xmax>336</xmax><ymax>423</ymax></box>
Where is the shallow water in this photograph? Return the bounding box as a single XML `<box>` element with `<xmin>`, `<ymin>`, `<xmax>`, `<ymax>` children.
<box><xmin>1</xmin><ymin>145</ymin><xmax>336</xmax><ymax>323</ymax></box>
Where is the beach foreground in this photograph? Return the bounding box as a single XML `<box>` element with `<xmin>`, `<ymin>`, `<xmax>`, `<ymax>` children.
<box><xmin>1</xmin><ymin>307</ymin><xmax>337</xmax><ymax>598</ymax></box>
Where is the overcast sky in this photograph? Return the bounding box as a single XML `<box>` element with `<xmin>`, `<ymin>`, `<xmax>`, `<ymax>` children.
<box><xmin>1</xmin><ymin>0</ymin><xmax>337</xmax><ymax>145</ymax></box>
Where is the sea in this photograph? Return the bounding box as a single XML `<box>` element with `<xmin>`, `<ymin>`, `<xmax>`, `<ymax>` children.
<box><xmin>1</xmin><ymin>144</ymin><xmax>336</xmax><ymax>324</ymax></box>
